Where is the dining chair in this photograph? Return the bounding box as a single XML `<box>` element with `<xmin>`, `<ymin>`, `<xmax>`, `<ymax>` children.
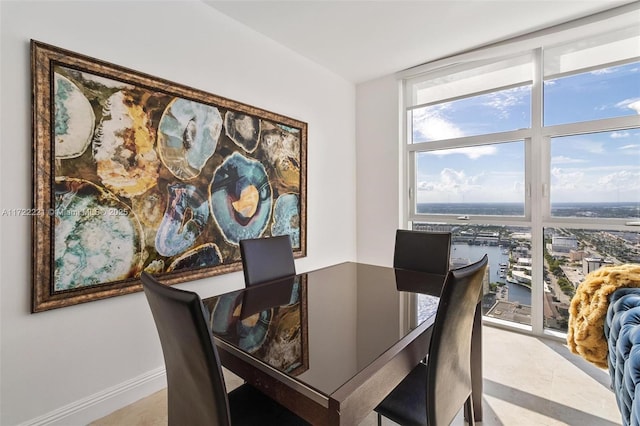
<box><xmin>393</xmin><ymin>229</ymin><xmax>452</xmax><ymax>275</ymax></box>
<box><xmin>140</xmin><ymin>272</ymin><xmax>309</xmax><ymax>426</ymax></box>
<box><xmin>375</xmin><ymin>254</ymin><xmax>488</xmax><ymax>426</ymax></box>
<box><xmin>239</xmin><ymin>235</ymin><xmax>296</xmax><ymax>286</ymax></box>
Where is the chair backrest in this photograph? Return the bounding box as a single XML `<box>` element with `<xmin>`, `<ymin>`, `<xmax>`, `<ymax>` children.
<box><xmin>239</xmin><ymin>235</ymin><xmax>296</xmax><ymax>286</ymax></box>
<box><xmin>426</xmin><ymin>254</ymin><xmax>488</xmax><ymax>426</ymax></box>
<box><xmin>141</xmin><ymin>272</ymin><xmax>231</xmax><ymax>426</ymax></box>
<box><xmin>393</xmin><ymin>229</ymin><xmax>452</xmax><ymax>274</ymax></box>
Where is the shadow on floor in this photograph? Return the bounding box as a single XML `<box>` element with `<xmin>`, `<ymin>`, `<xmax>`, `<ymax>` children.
<box><xmin>538</xmin><ymin>336</ymin><xmax>613</xmax><ymax>389</ymax></box>
<box><xmin>484</xmin><ymin>379</ymin><xmax>620</xmax><ymax>426</ymax></box>
<box><xmin>477</xmin><ymin>397</ymin><xmax>505</xmax><ymax>426</ymax></box>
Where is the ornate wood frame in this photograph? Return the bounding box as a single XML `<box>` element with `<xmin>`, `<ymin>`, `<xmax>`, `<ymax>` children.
<box><xmin>31</xmin><ymin>40</ymin><xmax>307</xmax><ymax>312</ymax></box>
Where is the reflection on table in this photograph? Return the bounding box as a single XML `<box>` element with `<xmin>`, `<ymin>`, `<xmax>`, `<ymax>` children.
<box><xmin>204</xmin><ymin>262</ymin><xmax>477</xmax><ymax>426</ymax></box>
<box><xmin>205</xmin><ymin>276</ymin><xmax>308</xmax><ymax>376</ymax></box>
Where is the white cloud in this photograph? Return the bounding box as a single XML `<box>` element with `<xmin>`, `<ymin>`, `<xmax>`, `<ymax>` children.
<box><xmin>551</xmin><ymin>166</ymin><xmax>640</xmax><ymax>202</ymax></box>
<box><xmin>513</xmin><ymin>180</ymin><xmax>525</xmax><ymax>193</ymax></box>
<box><xmin>416</xmin><ymin>167</ymin><xmax>524</xmax><ymax>203</ymax></box>
<box><xmin>417</xmin><ymin>181</ymin><xmax>434</xmax><ymax>190</ymax></box>
<box><xmin>418</xmin><ymin>116</ymin><xmax>464</xmax><ymax>140</ymax></box>
<box><xmin>591</xmin><ymin>68</ymin><xmax>616</xmax><ymax>75</ymax></box>
<box><xmin>614</xmin><ymin>144</ymin><xmax>640</xmax><ymax>157</ymax></box>
<box><xmin>482</xmin><ymin>86</ymin><xmax>528</xmax><ymax>120</ymax></box>
<box><xmin>426</xmin><ymin>145</ymin><xmax>497</xmax><ymax>160</ymax></box>
<box><xmin>597</xmin><ymin>170</ymin><xmax>640</xmax><ymax>192</ymax></box>
<box><xmin>579</xmin><ymin>140</ymin><xmax>605</xmax><ymax>155</ymax></box>
<box><xmin>615</xmin><ymin>98</ymin><xmax>640</xmax><ymax>114</ymax></box>
<box><xmin>550</xmin><ymin>168</ymin><xmax>584</xmax><ymax>190</ymax></box>
<box><xmin>551</xmin><ymin>156</ymin><xmax>587</xmax><ymax>165</ymax></box>
<box><xmin>412</xmin><ymin>107</ymin><xmax>464</xmax><ymax>141</ymax></box>
<box><xmin>440</xmin><ymin>168</ymin><xmax>469</xmax><ymax>187</ymax></box>
<box><xmin>611</xmin><ymin>131</ymin><xmax>631</xmax><ymax>139</ymax></box>
<box><xmin>628</xmin><ymin>100</ymin><xmax>640</xmax><ymax>114</ymax></box>
<box><xmin>417</xmin><ymin>168</ymin><xmax>477</xmax><ymax>194</ymax></box>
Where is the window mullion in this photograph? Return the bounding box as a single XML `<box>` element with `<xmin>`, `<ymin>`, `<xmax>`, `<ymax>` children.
<box><xmin>542</xmin><ymin>115</ymin><xmax>640</xmax><ymax>138</ymax></box>
<box><xmin>530</xmin><ymin>48</ymin><xmax>545</xmax><ymax>335</ymax></box>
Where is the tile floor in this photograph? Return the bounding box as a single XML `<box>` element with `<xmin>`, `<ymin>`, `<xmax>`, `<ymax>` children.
<box><xmin>91</xmin><ymin>325</ymin><xmax>621</xmax><ymax>425</ymax></box>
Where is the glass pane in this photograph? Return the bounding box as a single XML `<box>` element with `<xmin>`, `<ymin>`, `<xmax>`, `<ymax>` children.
<box><xmin>413</xmin><ymin>223</ymin><xmax>532</xmax><ymax>327</ymax></box>
<box><xmin>416</xmin><ymin>141</ymin><xmax>525</xmax><ymax>216</ymax></box>
<box><xmin>543</xmin><ymin>227</ymin><xmax>640</xmax><ymax>333</ymax></box>
<box><xmin>411</xmin><ymin>86</ymin><xmax>531</xmax><ymax>143</ymax></box>
<box><xmin>550</xmin><ymin>130</ymin><xmax>640</xmax><ymax>219</ymax></box>
<box><xmin>544</xmin><ymin>61</ymin><xmax>640</xmax><ymax>126</ymax></box>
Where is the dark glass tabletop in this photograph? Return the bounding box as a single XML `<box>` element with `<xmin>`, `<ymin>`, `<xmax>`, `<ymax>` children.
<box><xmin>203</xmin><ymin>262</ymin><xmax>444</xmax><ymax>397</ymax></box>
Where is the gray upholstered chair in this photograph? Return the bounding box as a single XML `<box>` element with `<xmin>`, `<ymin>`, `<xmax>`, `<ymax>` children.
<box><xmin>141</xmin><ymin>272</ymin><xmax>308</xmax><ymax>426</ymax></box>
<box><xmin>375</xmin><ymin>254</ymin><xmax>488</xmax><ymax>426</ymax></box>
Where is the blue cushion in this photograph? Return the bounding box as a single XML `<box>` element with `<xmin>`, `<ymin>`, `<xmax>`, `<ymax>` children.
<box><xmin>606</xmin><ymin>288</ymin><xmax>640</xmax><ymax>426</ymax></box>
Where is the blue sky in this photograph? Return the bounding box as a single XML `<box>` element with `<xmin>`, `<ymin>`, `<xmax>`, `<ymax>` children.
<box><xmin>413</xmin><ymin>62</ymin><xmax>640</xmax><ymax>205</ymax></box>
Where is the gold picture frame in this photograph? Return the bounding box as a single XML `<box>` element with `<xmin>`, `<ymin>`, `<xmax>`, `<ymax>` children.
<box><xmin>31</xmin><ymin>40</ymin><xmax>307</xmax><ymax>312</ymax></box>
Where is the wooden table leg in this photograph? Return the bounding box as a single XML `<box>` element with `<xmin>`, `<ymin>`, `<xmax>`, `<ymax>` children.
<box><xmin>470</xmin><ymin>304</ymin><xmax>483</xmax><ymax>421</ymax></box>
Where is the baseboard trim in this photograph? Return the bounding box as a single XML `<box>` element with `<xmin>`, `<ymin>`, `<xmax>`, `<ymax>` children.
<box><xmin>20</xmin><ymin>367</ymin><xmax>166</xmax><ymax>426</ymax></box>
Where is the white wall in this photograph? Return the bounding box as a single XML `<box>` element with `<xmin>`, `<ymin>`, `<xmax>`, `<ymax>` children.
<box><xmin>0</xmin><ymin>1</ymin><xmax>356</xmax><ymax>424</ymax></box>
<box><xmin>355</xmin><ymin>75</ymin><xmax>402</xmax><ymax>266</ymax></box>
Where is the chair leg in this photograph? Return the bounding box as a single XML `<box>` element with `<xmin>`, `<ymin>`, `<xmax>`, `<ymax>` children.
<box><xmin>377</xmin><ymin>412</ymin><xmax>382</xmax><ymax>426</ymax></box>
<box><xmin>464</xmin><ymin>394</ymin><xmax>475</xmax><ymax>425</ymax></box>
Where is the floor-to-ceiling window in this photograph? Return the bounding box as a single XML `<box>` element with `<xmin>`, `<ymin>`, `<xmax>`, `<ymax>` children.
<box><xmin>402</xmin><ymin>4</ymin><xmax>639</xmax><ymax>337</ymax></box>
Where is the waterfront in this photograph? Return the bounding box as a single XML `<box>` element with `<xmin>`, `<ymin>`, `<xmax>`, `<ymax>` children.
<box><xmin>417</xmin><ymin>201</ymin><xmax>640</xmax><ymax>219</ymax></box>
<box><xmin>412</xmin><ymin>219</ymin><xmax>638</xmax><ymax>331</ymax></box>
<box><xmin>451</xmin><ymin>243</ymin><xmax>532</xmax><ymax>306</ymax></box>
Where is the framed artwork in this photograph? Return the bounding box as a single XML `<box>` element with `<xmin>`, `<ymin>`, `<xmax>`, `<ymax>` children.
<box><xmin>205</xmin><ymin>276</ymin><xmax>309</xmax><ymax>376</ymax></box>
<box><xmin>31</xmin><ymin>40</ymin><xmax>307</xmax><ymax>312</ymax></box>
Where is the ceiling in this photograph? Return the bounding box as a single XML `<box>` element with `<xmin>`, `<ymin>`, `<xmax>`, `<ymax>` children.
<box><xmin>205</xmin><ymin>0</ymin><xmax>636</xmax><ymax>84</ymax></box>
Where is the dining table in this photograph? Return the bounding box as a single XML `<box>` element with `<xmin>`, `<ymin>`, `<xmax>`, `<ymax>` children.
<box><xmin>203</xmin><ymin>262</ymin><xmax>483</xmax><ymax>425</ymax></box>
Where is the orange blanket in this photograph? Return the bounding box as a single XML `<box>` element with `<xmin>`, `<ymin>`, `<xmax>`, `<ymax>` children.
<box><xmin>567</xmin><ymin>263</ymin><xmax>640</xmax><ymax>368</ymax></box>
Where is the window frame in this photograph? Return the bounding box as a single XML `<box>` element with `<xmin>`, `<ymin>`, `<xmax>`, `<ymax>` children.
<box><xmin>400</xmin><ymin>3</ymin><xmax>640</xmax><ymax>338</ymax></box>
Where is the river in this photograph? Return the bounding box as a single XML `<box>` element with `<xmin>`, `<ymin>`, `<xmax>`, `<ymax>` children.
<box><xmin>451</xmin><ymin>243</ymin><xmax>532</xmax><ymax>305</ymax></box>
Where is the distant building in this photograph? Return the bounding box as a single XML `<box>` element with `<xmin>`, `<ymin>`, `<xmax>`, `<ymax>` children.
<box><xmin>552</xmin><ymin>236</ymin><xmax>578</xmax><ymax>254</ymax></box>
<box><xmin>450</xmin><ymin>257</ymin><xmax>471</xmax><ymax>268</ymax></box>
<box><xmin>544</xmin><ymin>292</ymin><xmax>569</xmax><ymax>329</ymax></box>
<box><xmin>569</xmin><ymin>250</ymin><xmax>586</xmax><ymax>261</ymax></box>
<box><xmin>486</xmin><ymin>300</ymin><xmax>531</xmax><ymax>324</ymax></box>
<box><xmin>560</xmin><ymin>265</ymin><xmax>585</xmax><ymax>288</ymax></box>
<box><xmin>511</xmin><ymin>232</ymin><xmax>531</xmax><ymax>241</ymax></box>
<box><xmin>509</xmin><ymin>258</ymin><xmax>532</xmax><ymax>288</ymax></box>
<box><xmin>476</xmin><ymin>231</ymin><xmax>500</xmax><ymax>246</ymax></box>
<box><xmin>583</xmin><ymin>257</ymin><xmax>614</xmax><ymax>275</ymax></box>
<box><xmin>513</xmin><ymin>245</ymin><xmax>530</xmax><ymax>258</ymax></box>
<box><xmin>413</xmin><ymin>223</ymin><xmax>450</xmax><ymax>233</ymax></box>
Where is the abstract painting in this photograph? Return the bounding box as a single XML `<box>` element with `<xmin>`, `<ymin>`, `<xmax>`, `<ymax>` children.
<box><xmin>31</xmin><ymin>41</ymin><xmax>307</xmax><ymax>312</ymax></box>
